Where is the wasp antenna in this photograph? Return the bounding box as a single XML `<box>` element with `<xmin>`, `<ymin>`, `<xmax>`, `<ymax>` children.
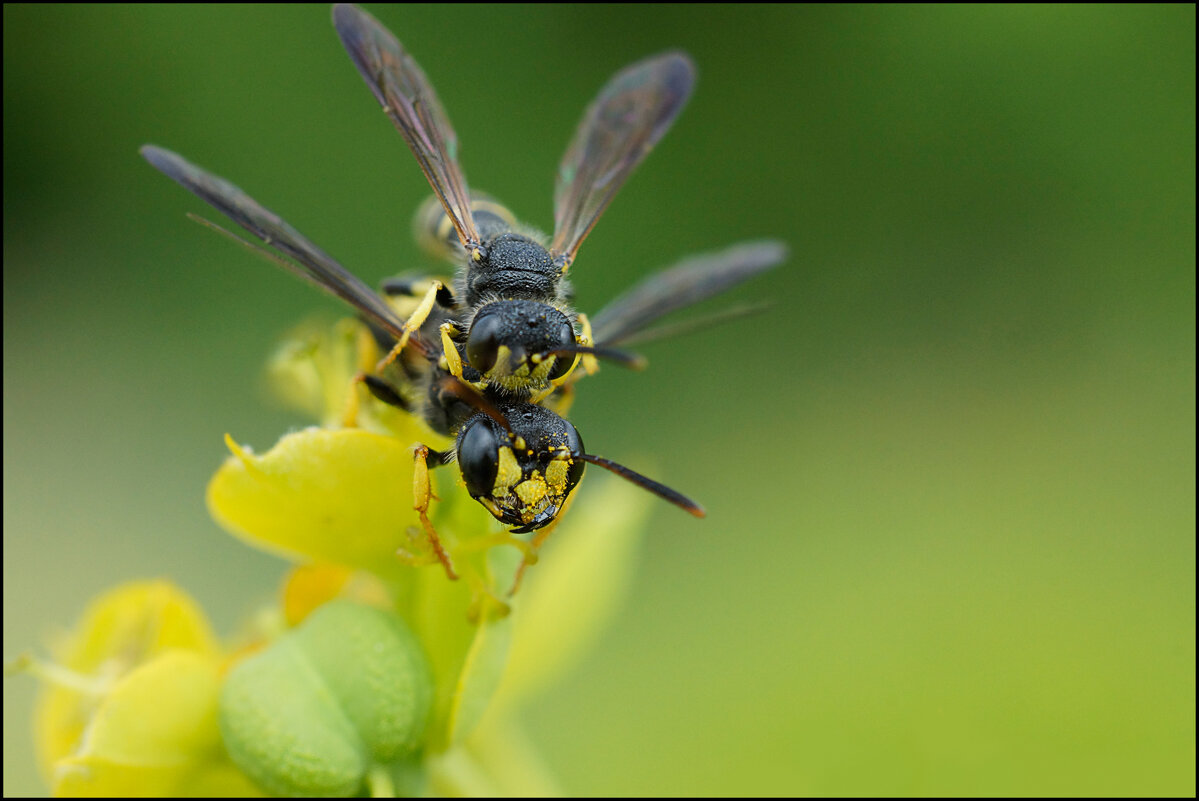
<box><xmin>578</xmin><ymin>453</ymin><xmax>705</xmax><ymax>517</ymax></box>
<box><xmin>545</xmin><ymin>344</ymin><xmax>647</xmax><ymax>370</ymax></box>
<box><xmin>437</xmin><ymin>377</ymin><xmax>512</xmax><ymax>431</ymax></box>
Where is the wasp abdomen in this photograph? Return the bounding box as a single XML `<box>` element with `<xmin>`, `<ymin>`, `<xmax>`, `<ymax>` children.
<box><xmin>414</xmin><ymin>195</ymin><xmax>516</xmax><ymax>263</ymax></box>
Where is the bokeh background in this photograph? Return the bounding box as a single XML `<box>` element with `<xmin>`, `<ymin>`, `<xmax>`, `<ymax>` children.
<box><xmin>4</xmin><ymin>4</ymin><xmax>1194</xmax><ymax>796</ymax></box>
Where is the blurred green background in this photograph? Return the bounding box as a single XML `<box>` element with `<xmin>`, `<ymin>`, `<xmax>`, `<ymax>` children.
<box><xmin>4</xmin><ymin>4</ymin><xmax>1194</xmax><ymax>796</ymax></box>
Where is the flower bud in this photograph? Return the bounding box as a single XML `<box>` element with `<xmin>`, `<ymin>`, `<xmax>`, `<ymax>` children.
<box><xmin>220</xmin><ymin>600</ymin><xmax>432</xmax><ymax>796</ymax></box>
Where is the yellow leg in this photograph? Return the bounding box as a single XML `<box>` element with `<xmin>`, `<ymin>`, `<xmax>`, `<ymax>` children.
<box><xmin>507</xmin><ymin>512</ymin><xmax>567</xmax><ymax>596</ymax></box>
<box><xmin>339</xmin><ymin>325</ymin><xmax>386</xmax><ymax>428</ymax></box>
<box><xmin>575</xmin><ymin>312</ymin><xmax>601</xmax><ymax>377</ymax></box>
<box><xmin>439</xmin><ymin>322</ymin><xmax>464</xmax><ymax>380</ymax></box>
<box><xmin>340</xmin><ymin>377</ymin><xmax>364</xmax><ymax>428</ymax></box>
<box><xmin>411</xmin><ymin>444</ymin><xmax>457</xmax><ymax>581</ymax></box>
<box><xmin>547</xmin><ymin>382</ymin><xmax>577</xmax><ymax>417</ymax></box>
<box><xmin>375</xmin><ymin>279</ymin><xmax>443</xmax><ymax>373</ymax></box>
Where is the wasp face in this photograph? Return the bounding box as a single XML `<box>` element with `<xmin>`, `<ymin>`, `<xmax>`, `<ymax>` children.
<box><xmin>455</xmin><ymin>404</ymin><xmax>586</xmax><ymax>532</ymax></box>
<box><xmin>465</xmin><ymin>300</ymin><xmax>577</xmax><ymax>393</ymax></box>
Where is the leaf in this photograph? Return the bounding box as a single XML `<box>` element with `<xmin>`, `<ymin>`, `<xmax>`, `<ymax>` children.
<box><xmin>499</xmin><ymin>475</ymin><xmax>651</xmax><ymax>707</ymax></box>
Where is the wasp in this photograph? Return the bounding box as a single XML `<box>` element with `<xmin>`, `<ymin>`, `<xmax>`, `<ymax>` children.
<box><xmin>141</xmin><ymin>4</ymin><xmax>785</xmax><ymax>579</ymax></box>
<box><xmin>333</xmin><ymin>3</ymin><xmax>780</xmax><ymax>403</ymax></box>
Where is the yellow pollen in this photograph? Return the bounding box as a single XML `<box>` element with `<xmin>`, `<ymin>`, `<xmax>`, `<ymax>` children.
<box><xmin>493</xmin><ymin>447</ymin><xmax>521</xmax><ymax>497</ymax></box>
<box><xmin>545</xmin><ymin>459</ymin><xmax>570</xmax><ymax>494</ymax></box>
<box><xmin>514</xmin><ymin>477</ymin><xmax>547</xmax><ymax>507</ymax></box>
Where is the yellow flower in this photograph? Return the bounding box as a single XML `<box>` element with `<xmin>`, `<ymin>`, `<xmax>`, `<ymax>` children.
<box><xmin>27</xmin><ymin>580</ymin><xmax>260</xmax><ymax>797</ymax></box>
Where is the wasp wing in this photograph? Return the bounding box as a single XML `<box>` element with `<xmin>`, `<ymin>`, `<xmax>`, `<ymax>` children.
<box><xmin>550</xmin><ymin>52</ymin><xmax>695</xmax><ymax>268</ymax></box>
<box><xmin>333</xmin><ymin>4</ymin><xmax>480</xmax><ymax>253</ymax></box>
<box><xmin>141</xmin><ymin>145</ymin><xmax>410</xmax><ymax>340</ymax></box>
<box><xmin>589</xmin><ymin>240</ymin><xmax>787</xmax><ymax>347</ymax></box>
<box><xmin>608</xmin><ymin>301</ymin><xmax>775</xmax><ymax>348</ymax></box>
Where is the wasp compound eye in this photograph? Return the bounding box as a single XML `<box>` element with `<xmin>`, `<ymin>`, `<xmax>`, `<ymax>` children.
<box><xmin>563</xmin><ymin>422</ymin><xmax>586</xmax><ymax>490</ymax></box>
<box><xmin>547</xmin><ymin>319</ymin><xmax>579</xmax><ymax>381</ymax></box>
<box><xmin>468</xmin><ymin>301</ymin><xmax>575</xmax><ymax>379</ymax></box>
<box><xmin>465</xmin><ymin>309</ymin><xmax>504</xmax><ymax>374</ymax></box>
<box><xmin>456</xmin><ymin>417</ymin><xmax>501</xmax><ymax>499</ymax></box>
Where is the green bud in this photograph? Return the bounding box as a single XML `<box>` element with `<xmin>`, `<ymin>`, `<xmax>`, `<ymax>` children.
<box><xmin>220</xmin><ymin>601</ymin><xmax>432</xmax><ymax>796</ymax></box>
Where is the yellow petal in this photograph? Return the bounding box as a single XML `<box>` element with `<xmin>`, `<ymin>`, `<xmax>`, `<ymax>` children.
<box><xmin>35</xmin><ymin>581</ymin><xmax>220</xmax><ymax>776</ymax></box>
<box><xmin>52</xmin><ymin>650</ymin><xmax>260</xmax><ymax>797</ymax></box>
<box><xmin>207</xmin><ymin>428</ymin><xmax>428</xmax><ymax>581</ymax></box>
<box><xmin>280</xmin><ymin>564</ymin><xmax>392</xmax><ymax>627</ymax></box>
<box><xmin>264</xmin><ymin>316</ymin><xmax>447</xmax><ymax>441</ymax></box>
<box><xmin>266</xmin><ymin>317</ymin><xmax>367</xmax><ymax>428</ymax></box>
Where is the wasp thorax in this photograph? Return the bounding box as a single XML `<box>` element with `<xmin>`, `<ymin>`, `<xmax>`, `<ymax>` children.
<box><xmin>455</xmin><ymin>405</ymin><xmax>586</xmax><ymax>531</ymax></box>
<box><xmin>464</xmin><ymin>233</ymin><xmax>559</xmax><ymax>307</ymax></box>
<box><xmin>465</xmin><ymin>300</ymin><xmax>576</xmax><ymax>384</ymax></box>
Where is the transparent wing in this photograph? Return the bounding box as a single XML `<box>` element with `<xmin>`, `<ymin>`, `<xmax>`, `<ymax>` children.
<box><xmin>589</xmin><ymin>240</ymin><xmax>787</xmax><ymax>346</ymax></box>
<box><xmin>141</xmin><ymin>145</ymin><xmax>409</xmax><ymax>339</ymax></box>
<box><xmin>333</xmin><ymin>3</ymin><xmax>480</xmax><ymax>252</ymax></box>
<box><xmin>551</xmin><ymin>51</ymin><xmax>695</xmax><ymax>268</ymax></box>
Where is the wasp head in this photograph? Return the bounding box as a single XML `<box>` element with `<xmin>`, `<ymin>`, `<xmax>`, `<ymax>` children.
<box><xmin>455</xmin><ymin>403</ymin><xmax>585</xmax><ymax>532</ymax></box>
<box><xmin>465</xmin><ymin>298</ymin><xmax>577</xmax><ymax>394</ymax></box>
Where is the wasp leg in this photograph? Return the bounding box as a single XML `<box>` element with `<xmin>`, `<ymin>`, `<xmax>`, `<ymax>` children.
<box><xmin>543</xmin><ymin>381</ymin><xmax>577</xmax><ymax>417</ymax></box>
<box><xmin>375</xmin><ymin>279</ymin><xmax>444</xmax><ymax>373</ymax></box>
<box><xmin>439</xmin><ymin>322</ymin><xmax>465</xmax><ymax>381</ymax></box>
<box><xmin>382</xmin><ymin>276</ymin><xmax>457</xmax><ymax>309</ymax></box>
<box><xmin>343</xmin><ymin>370</ymin><xmax>411</xmax><ymax>428</ymax></box>
<box><xmin>360</xmin><ymin>374</ymin><xmax>411</xmax><ymax>411</ymax></box>
<box><xmin>411</xmin><ymin>444</ymin><xmax>458</xmax><ymax>581</ymax></box>
<box><xmin>507</xmin><ymin>513</ymin><xmax>568</xmax><ymax>596</ymax></box>
<box><xmin>575</xmin><ymin>312</ymin><xmax>602</xmax><ymax>377</ymax></box>
<box><xmin>338</xmin><ymin>324</ymin><xmax>387</xmax><ymax>428</ymax></box>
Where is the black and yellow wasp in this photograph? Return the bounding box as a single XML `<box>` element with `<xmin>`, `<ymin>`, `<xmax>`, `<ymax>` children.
<box><xmin>142</xmin><ymin>4</ymin><xmax>785</xmax><ymax>579</ymax></box>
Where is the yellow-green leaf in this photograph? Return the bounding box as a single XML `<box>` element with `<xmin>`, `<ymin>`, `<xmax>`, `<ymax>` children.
<box><xmin>499</xmin><ymin>475</ymin><xmax>651</xmax><ymax>707</ymax></box>
<box><xmin>411</xmin><ymin>544</ymin><xmax>519</xmax><ymax>752</ymax></box>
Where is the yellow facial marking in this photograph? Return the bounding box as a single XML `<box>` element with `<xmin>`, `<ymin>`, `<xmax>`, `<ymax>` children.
<box><xmin>493</xmin><ymin>446</ymin><xmax>521</xmax><ymax>497</ymax></box>
<box><xmin>493</xmin><ymin>345</ymin><xmax>513</xmax><ymax>376</ymax></box>
<box><xmin>545</xmin><ymin>458</ymin><xmax>570</xmax><ymax>494</ymax></box>
<box><xmin>514</xmin><ymin>476</ymin><xmax>547</xmax><ymax>508</ymax></box>
<box><xmin>477</xmin><ymin>497</ymin><xmax>501</xmax><ymax>518</ymax></box>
